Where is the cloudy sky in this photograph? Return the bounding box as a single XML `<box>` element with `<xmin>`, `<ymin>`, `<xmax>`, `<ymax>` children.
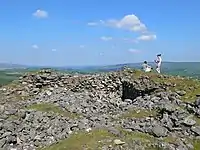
<box><xmin>0</xmin><ymin>0</ymin><xmax>200</xmax><ymax>66</ymax></box>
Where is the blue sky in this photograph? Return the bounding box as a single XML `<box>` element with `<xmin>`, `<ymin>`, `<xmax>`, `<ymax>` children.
<box><xmin>0</xmin><ymin>0</ymin><xmax>200</xmax><ymax>66</ymax></box>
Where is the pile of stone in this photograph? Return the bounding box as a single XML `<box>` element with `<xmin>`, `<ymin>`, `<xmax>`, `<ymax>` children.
<box><xmin>2</xmin><ymin>69</ymin><xmax>163</xmax><ymax>101</ymax></box>
<box><xmin>1</xmin><ymin>68</ymin><xmax>200</xmax><ymax>150</ymax></box>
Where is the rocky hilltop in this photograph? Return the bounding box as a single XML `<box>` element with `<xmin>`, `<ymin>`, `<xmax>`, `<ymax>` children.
<box><xmin>1</xmin><ymin>68</ymin><xmax>200</xmax><ymax>150</ymax></box>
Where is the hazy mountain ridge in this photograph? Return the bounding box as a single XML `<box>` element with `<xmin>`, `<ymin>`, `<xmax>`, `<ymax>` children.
<box><xmin>58</xmin><ymin>62</ymin><xmax>200</xmax><ymax>78</ymax></box>
<box><xmin>0</xmin><ymin>63</ymin><xmax>27</xmax><ymax>70</ymax></box>
<box><xmin>1</xmin><ymin>62</ymin><xmax>200</xmax><ymax>78</ymax></box>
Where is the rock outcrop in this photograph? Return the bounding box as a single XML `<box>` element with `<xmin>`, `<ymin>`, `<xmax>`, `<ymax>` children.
<box><xmin>0</xmin><ymin>68</ymin><xmax>200</xmax><ymax>150</ymax></box>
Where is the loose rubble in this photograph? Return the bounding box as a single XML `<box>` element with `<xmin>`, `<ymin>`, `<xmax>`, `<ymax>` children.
<box><xmin>0</xmin><ymin>68</ymin><xmax>200</xmax><ymax>150</ymax></box>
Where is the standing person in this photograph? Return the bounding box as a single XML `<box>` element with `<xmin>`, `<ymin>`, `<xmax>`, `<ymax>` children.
<box><xmin>142</xmin><ymin>61</ymin><xmax>152</xmax><ymax>72</ymax></box>
<box><xmin>154</xmin><ymin>54</ymin><xmax>162</xmax><ymax>73</ymax></box>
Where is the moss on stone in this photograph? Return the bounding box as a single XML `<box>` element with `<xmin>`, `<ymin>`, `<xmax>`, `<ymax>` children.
<box><xmin>26</xmin><ymin>103</ymin><xmax>79</xmax><ymax>118</ymax></box>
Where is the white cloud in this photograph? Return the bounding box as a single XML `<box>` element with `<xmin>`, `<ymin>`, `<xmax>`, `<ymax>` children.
<box><xmin>88</xmin><ymin>15</ymin><xmax>157</xmax><ymax>41</ymax></box>
<box><xmin>79</xmin><ymin>45</ymin><xmax>85</xmax><ymax>48</ymax></box>
<box><xmin>87</xmin><ymin>20</ymin><xmax>104</xmax><ymax>26</ymax></box>
<box><xmin>88</xmin><ymin>14</ymin><xmax>148</xmax><ymax>33</ymax></box>
<box><xmin>128</xmin><ymin>48</ymin><xmax>141</xmax><ymax>53</ymax></box>
<box><xmin>33</xmin><ymin>9</ymin><xmax>48</xmax><ymax>18</ymax></box>
<box><xmin>32</xmin><ymin>44</ymin><xmax>38</xmax><ymax>49</ymax></box>
<box><xmin>100</xmin><ymin>36</ymin><xmax>113</xmax><ymax>41</ymax></box>
<box><xmin>137</xmin><ymin>34</ymin><xmax>157</xmax><ymax>41</ymax></box>
<box><xmin>105</xmin><ymin>15</ymin><xmax>147</xmax><ymax>32</ymax></box>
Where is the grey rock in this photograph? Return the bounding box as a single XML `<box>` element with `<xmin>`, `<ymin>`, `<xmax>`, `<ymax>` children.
<box><xmin>113</xmin><ymin>139</ymin><xmax>125</xmax><ymax>145</ymax></box>
<box><xmin>4</xmin><ymin>109</ymin><xmax>17</xmax><ymax>115</ymax></box>
<box><xmin>159</xmin><ymin>102</ymin><xmax>176</xmax><ymax>113</ymax></box>
<box><xmin>195</xmin><ymin>108</ymin><xmax>200</xmax><ymax>117</ymax></box>
<box><xmin>151</xmin><ymin>125</ymin><xmax>168</xmax><ymax>137</ymax></box>
<box><xmin>194</xmin><ymin>98</ymin><xmax>200</xmax><ymax>107</ymax></box>
<box><xmin>186</xmin><ymin>143</ymin><xmax>194</xmax><ymax>150</ymax></box>
<box><xmin>0</xmin><ymin>138</ymin><xmax>6</xmax><ymax>147</ymax></box>
<box><xmin>191</xmin><ymin>126</ymin><xmax>200</xmax><ymax>135</ymax></box>
<box><xmin>45</xmin><ymin>90</ymin><xmax>52</xmax><ymax>96</ymax></box>
<box><xmin>183</xmin><ymin>116</ymin><xmax>196</xmax><ymax>126</ymax></box>
<box><xmin>1</xmin><ymin>131</ymin><xmax>11</xmax><ymax>138</ymax></box>
<box><xmin>0</xmin><ymin>106</ymin><xmax>5</xmax><ymax>113</ymax></box>
<box><xmin>176</xmin><ymin>90</ymin><xmax>186</xmax><ymax>96</ymax></box>
<box><xmin>124</xmin><ymin>99</ymin><xmax>132</xmax><ymax>103</ymax></box>
<box><xmin>107</xmin><ymin>127</ymin><xmax>121</xmax><ymax>136</ymax></box>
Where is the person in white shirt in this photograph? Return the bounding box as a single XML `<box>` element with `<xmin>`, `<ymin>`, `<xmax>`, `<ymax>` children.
<box><xmin>142</xmin><ymin>61</ymin><xmax>152</xmax><ymax>72</ymax></box>
<box><xmin>154</xmin><ymin>54</ymin><xmax>162</xmax><ymax>73</ymax></box>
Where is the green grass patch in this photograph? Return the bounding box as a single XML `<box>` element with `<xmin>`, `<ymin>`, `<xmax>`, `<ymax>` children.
<box><xmin>120</xmin><ymin>108</ymin><xmax>157</xmax><ymax>119</ymax></box>
<box><xmin>193</xmin><ymin>139</ymin><xmax>200</xmax><ymax>150</ymax></box>
<box><xmin>163</xmin><ymin>136</ymin><xmax>178</xmax><ymax>144</ymax></box>
<box><xmin>26</xmin><ymin>103</ymin><xmax>79</xmax><ymax>118</ymax></box>
<box><xmin>122</xmin><ymin>130</ymin><xmax>153</xmax><ymax>142</ymax></box>
<box><xmin>0</xmin><ymin>70</ymin><xmax>22</xmax><ymax>87</ymax></box>
<box><xmin>7</xmin><ymin>114</ymin><xmax>20</xmax><ymax>120</ymax></box>
<box><xmin>39</xmin><ymin>128</ymin><xmax>158</xmax><ymax>150</ymax></box>
<box><xmin>39</xmin><ymin>129</ymin><xmax>115</xmax><ymax>150</ymax></box>
<box><xmin>119</xmin><ymin>129</ymin><xmax>161</xmax><ymax>149</ymax></box>
<box><xmin>40</xmin><ymin>126</ymin><xmax>198</xmax><ymax>150</ymax></box>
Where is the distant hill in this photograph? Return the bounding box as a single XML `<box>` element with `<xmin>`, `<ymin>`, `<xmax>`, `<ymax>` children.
<box><xmin>1</xmin><ymin>62</ymin><xmax>200</xmax><ymax>86</ymax></box>
<box><xmin>0</xmin><ymin>63</ymin><xmax>27</xmax><ymax>70</ymax></box>
<box><xmin>1</xmin><ymin>62</ymin><xmax>200</xmax><ymax>78</ymax></box>
<box><xmin>56</xmin><ymin>62</ymin><xmax>200</xmax><ymax>78</ymax></box>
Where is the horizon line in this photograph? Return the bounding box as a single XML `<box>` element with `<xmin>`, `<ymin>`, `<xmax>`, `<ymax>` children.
<box><xmin>1</xmin><ymin>61</ymin><xmax>200</xmax><ymax>68</ymax></box>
